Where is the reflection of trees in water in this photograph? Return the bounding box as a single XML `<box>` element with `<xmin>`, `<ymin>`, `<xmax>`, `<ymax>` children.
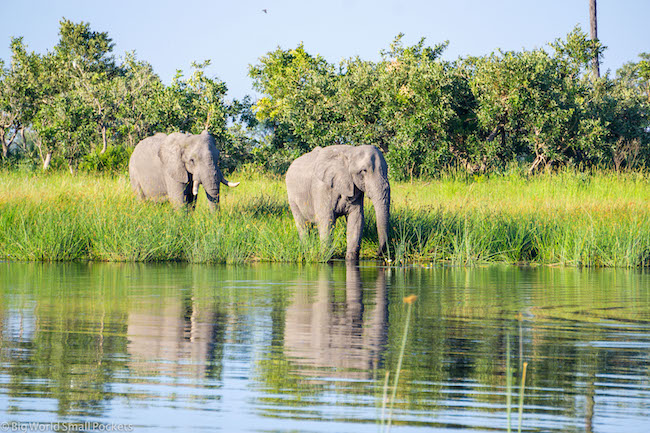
<box><xmin>0</xmin><ymin>263</ymin><xmax>235</xmax><ymax>418</ymax></box>
<box><xmin>0</xmin><ymin>298</ymin><xmax>129</xmax><ymax>418</ymax></box>
<box><xmin>283</xmin><ymin>264</ymin><xmax>388</xmax><ymax>379</ymax></box>
<box><xmin>267</xmin><ymin>265</ymin><xmax>650</xmax><ymax>423</ymax></box>
<box><xmin>1</xmin><ymin>263</ymin><xmax>650</xmax><ymax>427</ymax></box>
<box><xmin>0</xmin><ymin>264</ymin><xmax>132</xmax><ymax>417</ymax></box>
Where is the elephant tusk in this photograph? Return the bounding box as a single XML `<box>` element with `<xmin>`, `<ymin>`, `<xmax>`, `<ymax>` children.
<box><xmin>221</xmin><ymin>177</ymin><xmax>239</xmax><ymax>187</ymax></box>
<box><xmin>192</xmin><ymin>180</ymin><xmax>200</xmax><ymax>196</ymax></box>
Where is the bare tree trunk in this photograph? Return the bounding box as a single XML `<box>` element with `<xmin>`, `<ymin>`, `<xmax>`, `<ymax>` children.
<box><xmin>19</xmin><ymin>127</ymin><xmax>27</xmax><ymax>153</ymax></box>
<box><xmin>0</xmin><ymin>129</ymin><xmax>6</xmax><ymax>158</ymax></box>
<box><xmin>590</xmin><ymin>0</ymin><xmax>600</xmax><ymax>79</ymax></box>
<box><xmin>43</xmin><ymin>152</ymin><xmax>52</xmax><ymax>170</ymax></box>
<box><xmin>1</xmin><ymin>129</ymin><xmax>18</xmax><ymax>158</ymax></box>
<box><xmin>101</xmin><ymin>124</ymin><xmax>108</xmax><ymax>154</ymax></box>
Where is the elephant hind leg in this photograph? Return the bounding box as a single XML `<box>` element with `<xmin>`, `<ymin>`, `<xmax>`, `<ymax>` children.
<box><xmin>289</xmin><ymin>200</ymin><xmax>310</xmax><ymax>239</ymax></box>
<box><xmin>131</xmin><ymin>178</ymin><xmax>146</xmax><ymax>200</ymax></box>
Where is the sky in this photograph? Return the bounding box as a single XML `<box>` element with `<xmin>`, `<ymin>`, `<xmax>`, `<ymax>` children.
<box><xmin>0</xmin><ymin>0</ymin><xmax>648</xmax><ymax>100</ymax></box>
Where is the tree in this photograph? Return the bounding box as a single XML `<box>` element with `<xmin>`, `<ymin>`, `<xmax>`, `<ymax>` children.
<box><xmin>55</xmin><ymin>18</ymin><xmax>119</xmax><ymax>154</ymax></box>
<box><xmin>249</xmin><ymin>36</ymin><xmax>474</xmax><ymax>179</ymax></box>
<box><xmin>150</xmin><ymin>61</ymin><xmax>229</xmax><ymax>139</ymax></box>
<box><xmin>367</xmin><ymin>35</ymin><xmax>467</xmax><ymax>178</ymax></box>
<box><xmin>598</xmin><ymin>55</ymin><xmax>650</xmax><ymax>170</ymax></box>
<box><xmin>618</xmin><ymin>53</ymin><xmax>650</xmax><ymax>103</ymax></box>
<box><xmin>0</xmin><ymin>38</ymin><xmax>43</xmax><ymax>159</ymax></box>
<box><xmin>589</xmin><ymin>0</ymin><xmax>600</xmax><ymax>79</ymax></box>
<box><xmin>33</xmin><ymin>92</ymin><xmax>94</xmax><ymax>173</ymax></box>
<box><xmin>185</xmin><ymin>60</ymin><xmax>229</xmax><ymax>137</ymax></box>
<box><xmin>114</xmin><ymin>52</ymin><xmax>163</xmax><ymax>147</ymax></box>
<box><xmin>249</xmin><ymin>43</ymin><xmax>340</xmax><ymax>151</ymax></box>
<box><xmin>0</xmin><ymin>60</ymin><xmax>18</xmax><ymax>159</ymax></box>
<box><xmin>550</xmin><ymin>26</ymin><xmax>605</xmax><ymax>79</ymax></box>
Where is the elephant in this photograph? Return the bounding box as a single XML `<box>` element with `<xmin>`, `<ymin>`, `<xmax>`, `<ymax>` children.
<box><xmin>284</xmin><ymin>264</ymin><xmax>388</xmax><ymax>378</ymax></box>
<box><xmin>285</xmin><ymin>144</ymin><xmax>390</xmax><ymax>261</ymax></box>
<box><xmin>129</xmin><ymin>131</ymin><xmax>238</xmax><ymax>210</ymax></box>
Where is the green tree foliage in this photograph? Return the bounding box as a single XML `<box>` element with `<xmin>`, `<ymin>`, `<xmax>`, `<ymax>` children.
<box><xmin>34</xmin><ymin>92</ymin><xmax>95</xmax><ymax>173</ymax></box>
<box><xmin>154</xmin><ymin>61</ymin><xmax>228</xmax><ymax>138</ymax></box>
<box><xmin>53</xmin><ymin>19</ymin><xmax>119</xmax><ymax>155</ymax></box>
<box><xmin>0</xmin><ymin>19</ymin><xmax>234</xmax><ymax>173</ymax></box>
<box><xmin>250</xmin><ymin>35</ymin><xmax>477</xmax><ymax>179</ymax></box>
<box><xmin>250</xmin><ymin>28</ymin><xmax>649</xmax><ymax>177</ymax></box>
<box><xmin>113</xmin><ymin>52</ymin><xmax>164</xmax><ymax>147</ymax></box>
<box><xmin>468</xmin><ymin>49</ymin><xmax>590</xmax><ymax>171</ymax></box>
<box><xmin>249</xmin><ymin>43</ymin><xmax>339</xmax><ymax>151</ymax></box>
<box><xmin>594</xmin><ymin>54</ymin><xmax>650</xmax><ymax>170</ymax></box>
<box><xmin>1</xmin><ymin>22</ymin><xmax>648</xmax><ymax>176</ymax></box>
<box><xmin>0</xmin><ymin>38</ymin><xmax>43</xmax><ymax>159</ymax></box>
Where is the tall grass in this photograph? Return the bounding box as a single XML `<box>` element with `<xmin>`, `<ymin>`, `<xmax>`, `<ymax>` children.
<box><xmin>2</xmin><ymin>169</ymin><xmax>650</xmax><ymax>266</ymax></box>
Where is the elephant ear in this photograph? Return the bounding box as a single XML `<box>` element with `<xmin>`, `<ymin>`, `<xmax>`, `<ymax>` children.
<box><xmin>158</xmin><ymin>134</ymin><xmax>189</xmax><ymax>184</ymax></box>
<box><xmin>317</xmin><ymin>150</ymin><xmax>355</xmax><ymax>197</ymax></box>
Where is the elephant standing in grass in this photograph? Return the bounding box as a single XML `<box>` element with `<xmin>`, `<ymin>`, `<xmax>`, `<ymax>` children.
<box><xmin>129</xmin><ymin>131</ymin><xmax>239</xmax><ymax>210</ymax></box>
<box><xmin>286</xmin><ymin>145</ymin><xmax>390</xmax><ymax>262</ymax></box>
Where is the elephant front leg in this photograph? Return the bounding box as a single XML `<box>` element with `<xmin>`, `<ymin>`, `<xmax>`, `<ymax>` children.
<box><xmin>345</xmin><ymin>204</ymin><xmax>364</xmax><ymax>262</ymax></box>
<box><xmin>317</xmin><ymin>216</ymin><xmax>335</xmax><ymax>243</ymax></box>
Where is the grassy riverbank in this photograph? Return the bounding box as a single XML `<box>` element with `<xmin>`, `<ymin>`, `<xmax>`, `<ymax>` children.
<box><xmin>2</xmin><ymin>170</ymin><xmax>650</xmax><ymax>266</ymax></box>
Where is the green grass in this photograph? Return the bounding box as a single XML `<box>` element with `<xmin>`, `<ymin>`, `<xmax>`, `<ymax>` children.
<box><xmin>2</xmin><ymin>169</ymin><xmax>650</xmax><ymax>266</ymax></box>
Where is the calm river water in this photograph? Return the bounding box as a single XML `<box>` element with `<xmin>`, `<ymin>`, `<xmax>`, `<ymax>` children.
<box><xmin>0</xmin><ymin>262</ymin><xmax>649</xmax><ymax>432</ymax></box>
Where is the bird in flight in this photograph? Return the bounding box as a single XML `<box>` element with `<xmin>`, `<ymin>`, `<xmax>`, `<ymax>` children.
<box><xmin>262</xmin><ymin>9</ymin><xmax>267</xmax><ymax>13</ymax></box>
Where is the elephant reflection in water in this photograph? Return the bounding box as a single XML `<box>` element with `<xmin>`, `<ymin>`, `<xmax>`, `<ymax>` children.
<box><xmin>284</xmin><ymin>265</ymin><xmax>388</xmax><ymax>379</ymax></box>
<box><xmin>127</xmin><ymin>293</ymin><xmax>226</xmax><ymax>380</ymax></box>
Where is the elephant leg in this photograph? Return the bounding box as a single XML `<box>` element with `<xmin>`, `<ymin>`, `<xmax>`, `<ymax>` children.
<box><xmin>316</xmin><ymin>214</ymin><xmax>335</xmax><ymax>244</ymax></box>
<box><xmin>345</xmin><ymin>204</ymin><xmax>364</xmax><ymax>262</ymax></box>
<box><xmin>131</xmin><ymin>178</ymin><xmax>146</xmax><ymax>200</ymax></box>
<box><xmin>289</xmin><ymin>200</ymin><xmax>309</xmax><ymax>239</ymax></box>
<box><xmin>165</xmin><ymin>177</ymin><xmax>188</xmax><ymax>209</ymax></box>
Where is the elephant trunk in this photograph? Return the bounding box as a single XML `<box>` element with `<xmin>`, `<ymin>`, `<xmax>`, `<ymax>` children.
<box><xmin>214</xmin><ymin>166</ymin><xmax>239</xmax><ymax>193</ymax></box>
<box><xmin>367</xmin><ymin>182</ymin><xmax>391</xmax><ymax>257</ymax></box>
<box><xmin>198</xmin><ymin>165</ymin><xmax>239</xmax><ymax>211</ymax></box>
<box><xmin>220</xmin><ymin>174</ymin><xmax>240</xmax><ymax>188</ymax></box>
<box><xmin>199</xmin><ymin>170</ymin><xmax>221</xmax><ymax>211</ymax></box>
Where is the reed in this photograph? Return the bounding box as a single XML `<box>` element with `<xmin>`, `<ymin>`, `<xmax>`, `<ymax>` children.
<box><xmin>381</xmin><ymin>294</ymin><xmax>417</xmax><ymax>433</ymax></box>
<box><xmin>2</xmin><ymin>169</ymin><xmax>650</xmax><ymax>266</ymax></box>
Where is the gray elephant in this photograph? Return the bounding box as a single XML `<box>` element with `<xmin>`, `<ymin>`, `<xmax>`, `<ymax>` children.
<box><xmin>129</xmin><ymin>131</ymin><xmax>238</xmax><ymax>209</ymax></box>
<box><xmin>286</xmin><ymin>144</ymin><xmax>390</xmax><ymax>261</ymax></box>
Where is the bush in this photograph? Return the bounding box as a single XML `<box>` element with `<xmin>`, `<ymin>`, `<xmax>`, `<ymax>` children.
<box><xmin>79</xmin><ymin>146</ymin><xmax>133</xmax><ymax>173</ymax></box>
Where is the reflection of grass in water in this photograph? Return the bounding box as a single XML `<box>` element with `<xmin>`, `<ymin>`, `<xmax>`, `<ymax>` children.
<box><xmin>380</xmin><ymin>294</ymin><xmax>417</xmax><ymax>433</ymax></box>
<box><xmin>506</xmin><ymin>333</ymin><xmax>529</xmax><ymax>433</ymax></box>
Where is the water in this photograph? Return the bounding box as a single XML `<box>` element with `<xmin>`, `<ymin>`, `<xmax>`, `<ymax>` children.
<box><xmin>1</xmin><ymin>262</ymin><xmax>649</xmax><ymax>432</ymax></box>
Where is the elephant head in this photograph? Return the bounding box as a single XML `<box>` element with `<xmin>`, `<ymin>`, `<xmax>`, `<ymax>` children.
<box><xmin>159</xmin><ymin>131</ymin><xmax>238</xmax><ymax>209</ymax></box>
<box><xmin>317</xmin><ymin>145</ymin><xmax>391</xmax><ymax>256</ymax></box>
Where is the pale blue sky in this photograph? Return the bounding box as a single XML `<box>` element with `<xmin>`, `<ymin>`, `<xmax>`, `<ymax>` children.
<box><xmin>1</xmin><ymin>0</ymin><xmax>648</xmax><ymax>99</ymax></box>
